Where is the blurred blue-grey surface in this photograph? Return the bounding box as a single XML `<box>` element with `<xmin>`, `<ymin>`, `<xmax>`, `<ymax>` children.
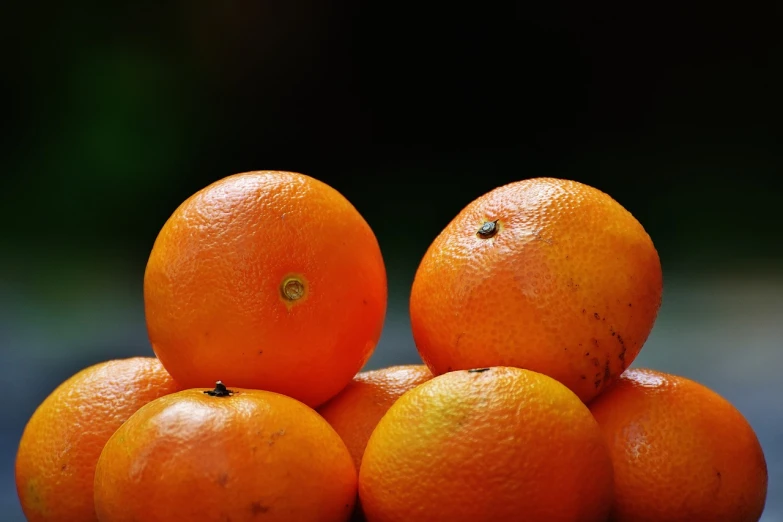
<box><xmin>2</xmin><ymin>3</ymin><xmax>782</xmax><ymax>520</ymax></box>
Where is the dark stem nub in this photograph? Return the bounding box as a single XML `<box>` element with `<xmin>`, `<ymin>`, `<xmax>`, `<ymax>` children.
<box><xmin>477</xmin><ymin>220</ymin><xmax>499</xmax><ymax>239</ymax></box>
<box><xmin>468</xmin><ymin>368</ymin><xmax>491</xmax><ymax>373</ymax></box>
<box><xmin>204</xmin><ymin>380</ymin><xmax>234</xmax><ymax>397</ymax></box>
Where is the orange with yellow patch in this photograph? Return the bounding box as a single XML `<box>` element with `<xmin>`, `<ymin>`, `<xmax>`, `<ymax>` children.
<box><xmin>410</xmin><ymin>177</ymin><xmax>662</xmax><ymax>403</ymax></box>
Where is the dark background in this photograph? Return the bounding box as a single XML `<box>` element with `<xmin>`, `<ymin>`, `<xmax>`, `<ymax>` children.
<box><xmin>2</xmin><ymin>3</ymin><xmax>781</xmax><ymax>520</ymax></box>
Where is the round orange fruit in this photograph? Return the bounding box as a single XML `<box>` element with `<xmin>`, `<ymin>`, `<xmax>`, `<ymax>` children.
<box><xmin>94</xmin><ymin>382</ymin><xmax>357</xmax><ymax>522</ymax></box>
<box><xmin>358</xmin><ymin>366</ymin><xmax>614</xmax><ymax>522</ymax></box>
<box><xmin>589</xmin><ymin>368</ymin><xmax>768</xmax><ymax>522</ymax></box>
<box><xmin>144</xmin><ymin>171</ymin><xmax>387</xmax><ymax>407</ymax></box>
<box><xmin>15</xmin><ymin>357</ymin><xmax>180</xmax><ymax>522</ymax></box>
<box><xmin>409</xmin><ymin>177</ymin><xmax>662</xmax><ymax>403</ymax></box>
<box><xmin>318</xmin><ymin>364</ymin><xmax>433</xmax><ymax>469</ymax></box>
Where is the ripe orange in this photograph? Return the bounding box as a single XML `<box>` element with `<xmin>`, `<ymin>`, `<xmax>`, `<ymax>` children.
<box><xmin>318</xmin><ymin>364</ymin><xmax>433</xmax><ymax>469</ymax></box>
<box><xmin>144</xmin><ymin>171</ymin><xmax>387</xmax><ymax>407</ymax></box>
<box><xmin>94</xmin><ymin>382</ymin><xmax>357</xmax><ymax>522</ymax></box>
<box><xmin>410</xmin><ymin>177</ymin><xmax>662</xmax><ymax>403</ymax></box>
<box><xmin>15</xmin><ymin>357</ymin><xmax>180</xmax><ymax>522</ymax></box>
<box><xmin>589</xmin><ymin>368</ymin><xmax>768</xmax><ymax>522</ymax></box>
<box><xmin>359</xmin><ymin>367</ymin><xmax>614</xmax><ymax>522</ymax></box>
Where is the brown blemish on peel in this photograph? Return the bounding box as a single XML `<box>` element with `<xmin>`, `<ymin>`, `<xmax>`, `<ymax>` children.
<box><xmin>267</xmin><ymin>429</ymin><xmax>286</xmax><ymax>446</ymax></box>
<box><xmin>250</xmin><ymin>501</ymin><xmax>270</xmax><ymax>515</ymax></box>
<box><xmin>534</xmin><ymin>231</ymin><xmax>554</xmax><ymax>245</ymax></box>
<box><xmin>468</xmin><ymin>368</ymin><xmax>490</xmax><ymax>373</ymax></box>
<box><xmin>617</xmin><ymin>333</ymin><xmax>627</xmax><ymax>366</ymax></box>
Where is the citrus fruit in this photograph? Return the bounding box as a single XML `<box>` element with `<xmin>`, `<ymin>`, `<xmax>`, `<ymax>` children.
<box><xmin>589</xmin><ymin>368</ymin><xmax>768</xmax><ymax>522</ymax></box>
<box><xmin>409</xmin><ymin>177</ymin><xmax>662</xmax><ymax>403</ymax></box>
<box><xmin>318</xmin><ymin>364</ymin><xmax>433</xmax><ymax>469</ymax></box>
<box><xmin>144</xmin><ymin>171</ymin><xmax>387</xmax><ymax>407</ymax></box>
<box><xmin>15</xmin><ymin>357</ymin><xmax>179</xmax><ymax>522</ymax></box>
<box><xmin>94</xmin><ymin>382</ymin><xmax>356</xmax><ymax>522</ymax></box>
<box><xmin>358</xmin><ymin>366</ymin><xmax>614</xmax><ymax>522</ymax></box>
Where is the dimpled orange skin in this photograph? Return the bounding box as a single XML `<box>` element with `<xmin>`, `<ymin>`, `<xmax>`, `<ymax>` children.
<box><xmin>15</xmin><ymin>357</ymin><xmax>180</xmax><ymax>522</ymax></box>
<box><xmin>358</xmin><ymin>367</ymin><xmax>614</xmax><ymax>522</ymax></box>
<box><xmin>318</xmin><ymin>365</ymin><xmax>433</xmax><ymax>470</ymax></box>
<box><xmin>94</xmin><ymin>386</ymin><xmax>357</xmax><ymax>522</ymax></box>
<box><xmin>589</xmin><ymin>368</ymin><xmax>768</xmax><ymax>522</ymax></box>
<box><xmin>409</xmin><ymin>177</ymin><xmax>662</xmax><ymax>403</ymax></box>
<box><xmin>144</xmin><ymin>171</ymin><xmax>387</xmax><ymax>407</ymax></box>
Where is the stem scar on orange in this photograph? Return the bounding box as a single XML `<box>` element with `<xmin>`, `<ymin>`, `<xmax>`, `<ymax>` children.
<box><xmin>94</xmin><ymin>382</ymin><xmax>357</xmax><ymax>522</ymax></box>
<box><xmin>144</xmin><ymin>171</ymin><xmax>388</xmax><ymax>407</ymax></box>
<box><xmin>409</xmin><ymin>177</ymin><xmax>662</xmax><ymax>403</ymax></box>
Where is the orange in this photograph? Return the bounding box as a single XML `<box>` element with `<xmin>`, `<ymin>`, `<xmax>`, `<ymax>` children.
<box><xmin>94</xmin><ymin>382</ymin><xmax>357</xmax><ymax>522</ymax></box>
<box><xmin>15</xmin><ymin>357</ymin><xmax>180</xmax><ymax>522</ymax></box>
<box><xmin>318</xmin><ymin>364</ymin><xmax>433</xmax><ymax>469</ymax></box>
<box><xmin>144</xmin><ymin>171</ymin><xmax>387</xmax><ymax>407</ymax></box>
<box><xmin>589</xmin><ymin>368</ymin><xmax>768</xmax><ymax>522</ymax></box>
<box><xmin>358</xmin><ymin>366</ymin><xmax>614</xmax><ymax>522</ymax></box>
<box><xmin>409</xmin><ymin>177</ymin><xmax>662</xmax><ymax>403</ymax></box>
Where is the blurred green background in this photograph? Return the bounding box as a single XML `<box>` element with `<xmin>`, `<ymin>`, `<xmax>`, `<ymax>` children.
<box><xmin>2</xmin><ymin>3</ymin><xmax>781</xmax><ymax>520</ymax></box>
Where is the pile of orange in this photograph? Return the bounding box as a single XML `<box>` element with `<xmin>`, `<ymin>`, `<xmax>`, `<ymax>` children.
<box><xmin>16</xmin><ymin>172</ymin><xmax>768</xmax><ymax>521</ymax></box>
